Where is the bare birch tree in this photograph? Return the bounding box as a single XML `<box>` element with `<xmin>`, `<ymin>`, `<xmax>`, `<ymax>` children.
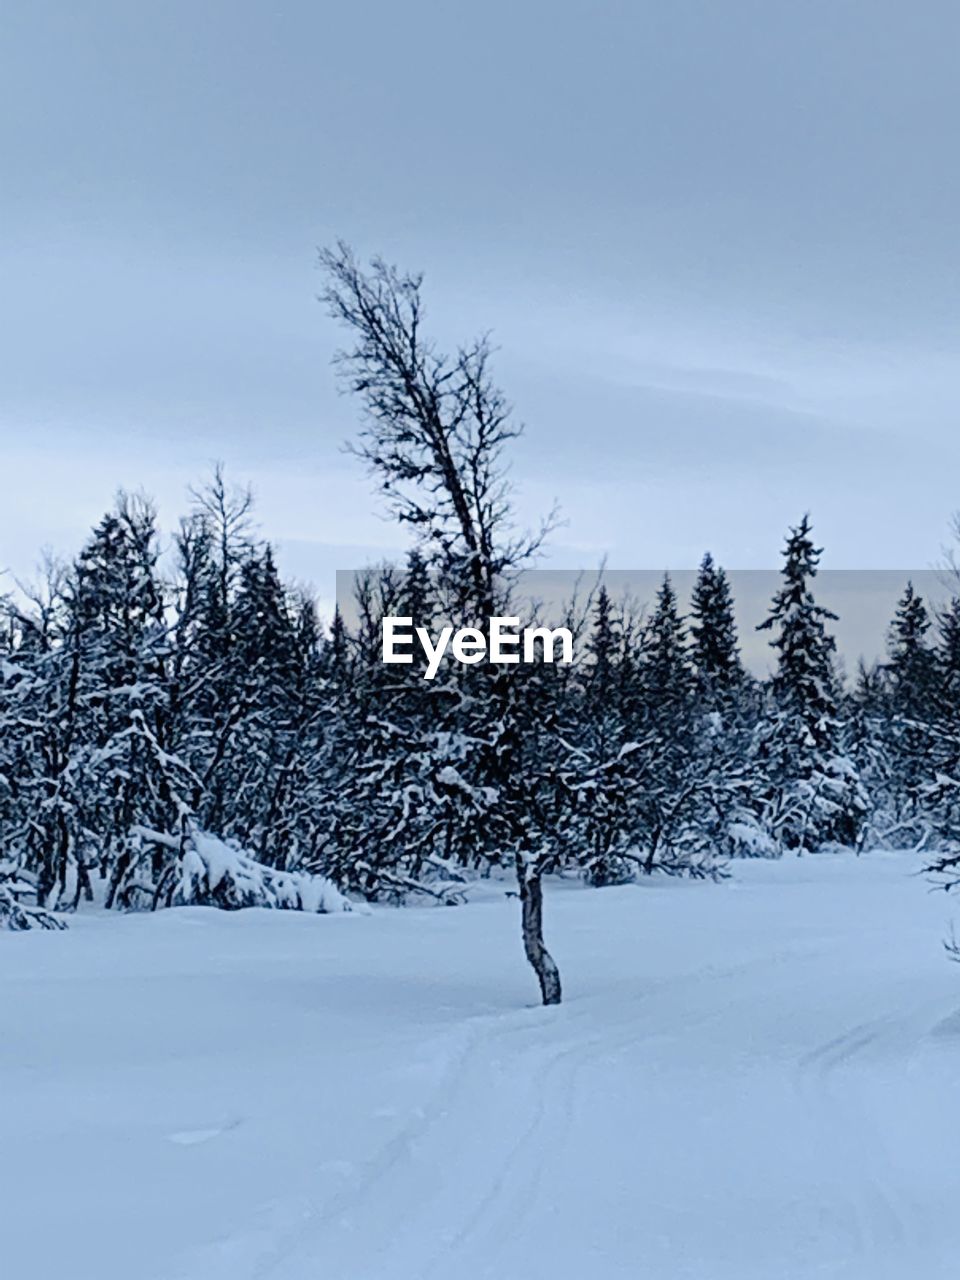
<box><xmin>318</xmin><ymin>242</ymin><xmax>563</xmax><ymax>1003</ymax></box>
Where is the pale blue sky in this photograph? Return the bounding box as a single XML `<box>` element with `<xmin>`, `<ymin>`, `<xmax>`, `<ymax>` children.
<box><xmin>2</xmin><ymin>1</ymin><xmax>960</xmax><ymax>603</ymax></box>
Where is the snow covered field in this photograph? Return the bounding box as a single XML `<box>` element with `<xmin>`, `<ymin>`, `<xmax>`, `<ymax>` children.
<box><xmin>3</xmin><ymin>853</ymin><xmax>960</xmax><ymax>1280</ymax></box>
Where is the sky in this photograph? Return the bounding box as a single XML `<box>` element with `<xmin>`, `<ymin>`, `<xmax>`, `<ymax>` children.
<box><xmin>2</xmin><ymin>0</ymin><xmax>960</xmax><ymax>613</ymax></box>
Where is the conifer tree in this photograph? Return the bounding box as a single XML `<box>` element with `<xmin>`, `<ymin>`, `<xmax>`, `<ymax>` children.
<box><xmin>687</xmin><ymin>555</ymin><xmax>767</xmax><ymax>857</ymax></box>
<box><xmin>574</xmin><ymin>586</ymin><xmax>638</xmax><ymax>885</ymax></box>
<box><xmin>1</xmin><ymin>559</ymin><xmax>97</xmax><ymax>908</ymax></box>
<box><xmin>625</xmin><ymin>575</ymin><xmax>717</xmax><ymax>874</ymax></box>
<box><xmin>875</xmin><ymin>583</ymin><xmax>938</xmax><ymax>836</ymax></box>
<box><xmin>921</xmin><ymin>532</ymin><xmax>960</xmax><ymax>877</ymax></box>
<box><xmin>690</xmin><ymin>553</ymin><xmax>745</xmax><ymax>707</ymax></box>
<box><xmin>69</xmin><ymin>495</ymin><xmax>195</xmax><ymax>909</ymax></box>
<box><xmin>937</xmin><ymin>596</ymin><xmax>960</xmax><ymax>711</ymax></box>
<box><xmin>752</xmin><ymin>516</ymin><xmax>866</xmax><ymax>852</ymax></box>
<box><xmin>218</xmin><ymin>544</ymin><xmax>302</xmax><ymax>859</ymax></box>
<box><xmin>642</xmin><ymin>574</ymin><xmax>694</xmax><ymax>723</ymax></box>
<box><xmin>887</xmin><ymin>583</ymin><xmax>937</xmax><ymax>719</ymax></box>
<box><xmin>847</xmin><ymin>659</ymin><xmax>897</xmax><ymax>845</ymax></box>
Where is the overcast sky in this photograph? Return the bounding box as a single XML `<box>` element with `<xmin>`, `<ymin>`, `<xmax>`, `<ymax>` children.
<box><xmin>2</xmin><ymin>1</ymin><xmax>959</xmax><ymax>607</ymax></box>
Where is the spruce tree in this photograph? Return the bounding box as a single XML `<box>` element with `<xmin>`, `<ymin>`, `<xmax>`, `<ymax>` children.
<box><xmin>917</xmin><ymin>596</ymin><xmax>960</xmax><ymax>861</ymax></box>
<box><xmin>887</xmin><ymin>583</ymin><xmax>937</xmax><ymax>719</ymax></box>
<box><xmin>2</xmin><ymin>559</ymin><xmax>97</xmax><ymax>908</ymax></box>
<box><xmin>0</xmin><ymin>576</ymin><xmax>80</xmax><ymax>924</ymax></box>
<box><xmin>70</xmin><ymin>496</ymin><xmax>196</xmax><ymax>910</ymax></box>
<box><xmin>875</xmin><ymin>583</ymin><xmax>938</xmax><ymax>839</ymax></box>
<box><xmin>937</xmin><ymin>596</ymin><xmax>960</xmax><ymax>711</ymax></box>
<box><xmin>630</xmin><ymin>575</ymin><xmax>718</xmax><ymax>874</ymax></box>
<box><xmin>574</xmin><ymin>586</ymin><xmax>637</xmax><ymax>885</ymax></box>
<box><xmin>753</xmin><ymin>516</ymin><xmax>866</xmax><ymax>852</ymax></box>
<box><xmin>690</xmin><ymin>553</ymin><xmax>745</xmax><ymax>706</ymax></box>
<box><xmin>688</xmin><ymin>555</ymin><xmax>767</xmax><ymax>858</ymax></box>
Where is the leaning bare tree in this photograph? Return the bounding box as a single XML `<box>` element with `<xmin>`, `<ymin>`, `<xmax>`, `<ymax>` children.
<box><xmin>318</xmin><ymin>242</ymin><xmax>563</xmax><ymax>1003</ymax></box>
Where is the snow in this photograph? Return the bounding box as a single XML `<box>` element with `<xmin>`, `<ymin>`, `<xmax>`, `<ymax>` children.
<box><xmin>3</xmin><ymin>853</ymin><xmax>960</xmax><ymax>1279</ymax></box>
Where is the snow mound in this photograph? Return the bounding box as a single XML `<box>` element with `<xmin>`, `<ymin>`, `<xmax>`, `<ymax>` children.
<box><xmin>171</xmin><ymin>829</ymin><xmax>353</xmax><ymax>914</ymax></box>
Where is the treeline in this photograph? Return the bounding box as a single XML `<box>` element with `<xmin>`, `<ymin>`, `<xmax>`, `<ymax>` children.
<box><xmin>3</xmin><ymin>244</ymin><xmax>960</xmax><ymax>1002</ymax></box>
<box><xmin>4</xmin><ymin>487</ymin><xmax>960</xmax><ymax>920</ymax></box>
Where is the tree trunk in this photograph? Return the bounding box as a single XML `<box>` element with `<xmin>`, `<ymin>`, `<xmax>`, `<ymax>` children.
<box><xmin>518</xmin><ymin>861</ymin><xmax>562</xmax><ymax>1005</ymax></box>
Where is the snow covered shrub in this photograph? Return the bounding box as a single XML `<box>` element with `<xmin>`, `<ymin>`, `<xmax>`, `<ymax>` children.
<box><xmin>117</xmin><ymin>825</ymin><xmax>352</xmax><ymax>914</ymax></box>
<box><xmin>175</xmin><ymin>830</ymin><xmax>351</xmax><ymax>912</ymax></box>
<box><xmin>0</xmin><ymin>862</ymin><xmax>67</xmax><ymax>931</ymax></box>
<box><xmin>723</xmin><ymin>815</ymin><xmax>781</xmax><ymax>859</ymax></box>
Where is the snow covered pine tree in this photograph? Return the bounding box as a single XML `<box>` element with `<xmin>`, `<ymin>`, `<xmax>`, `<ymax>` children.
<box><xmin>752</xmin><ymin>516</ymin><xmax>866</xmax><ymax>853</ymax></box>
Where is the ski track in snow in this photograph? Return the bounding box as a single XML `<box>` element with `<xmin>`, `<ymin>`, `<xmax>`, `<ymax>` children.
<box><xmin>4</xmin><ymin>853</ymin><xmax>960</xmax><ymax>1280</ymax></box>
<box><xmin>251</xmin><ymin>948</ymin><xmax>813</xmax><ymax>1280</ymax></box>
<box><xmin>796</xmin><ymin>1016</ymin><xmax>912</xmax><ymax>1270</ymax></box>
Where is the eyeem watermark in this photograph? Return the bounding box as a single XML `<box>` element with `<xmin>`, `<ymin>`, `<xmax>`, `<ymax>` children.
<box><xmin>382</xmin><ymin>616</ymin><xmax>574</xmax><ymax>680</ymax></box>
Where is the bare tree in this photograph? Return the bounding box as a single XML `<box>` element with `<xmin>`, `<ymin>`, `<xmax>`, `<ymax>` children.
<box><xmin>319</xmin><ymin>242</ymin><xmax>563</xmax><ymax>1003</ymax></box>
<box><xmin>319</xmin><ymin>243</ymin><xmax>553</xmax><ymax>614</ymax></box>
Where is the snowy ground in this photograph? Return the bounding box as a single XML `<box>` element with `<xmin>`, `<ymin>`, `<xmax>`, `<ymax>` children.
<box><xmin>3</xmin><ymin>853</ymin><xmax>960</xmax><ymax>1280</ymax></box>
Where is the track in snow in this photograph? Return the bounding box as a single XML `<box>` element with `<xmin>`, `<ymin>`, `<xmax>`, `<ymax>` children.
<box><xmin>3</xmin><ymin>852</ymin><xmax>960</xmax><ymax>1279</ymax></box>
